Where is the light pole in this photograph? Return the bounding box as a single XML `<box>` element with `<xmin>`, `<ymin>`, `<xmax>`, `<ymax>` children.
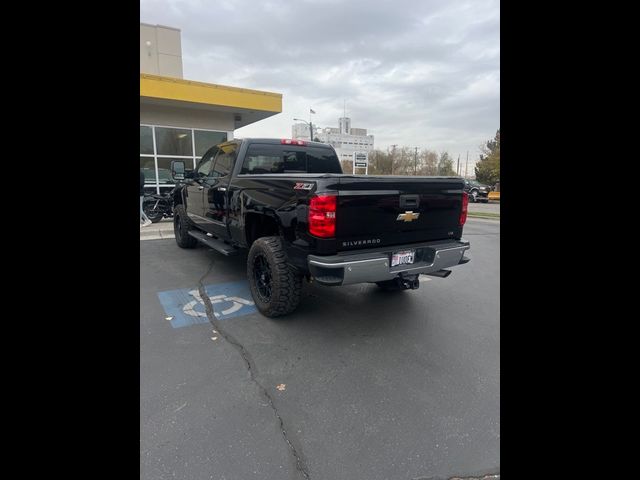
<box><xmin>293</xmin><ymin>118</ymin><xmax>314</xmax><ymax>141</ymax></box>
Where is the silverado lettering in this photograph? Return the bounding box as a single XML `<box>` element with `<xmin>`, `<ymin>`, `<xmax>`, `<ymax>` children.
<box><xmin>342</xmin><ymin>239</ymin><xmax>381</xmax><ymax>247</ymax></box>
<box><xmin>169</xmin><ymin>138</ymin><xmax>471</xmax><ymax>318</ymax></box>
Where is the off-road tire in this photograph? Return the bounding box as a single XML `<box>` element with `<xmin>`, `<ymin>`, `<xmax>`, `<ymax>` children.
<box><xmin>247</xmin><ymin>236</ymin><xmax>302</xmax><ymax>317</ymax></box>
<box><xmin>174</xmin><ymin>204</ymin><xmax>198</xmax><ymax>249</ymax></box>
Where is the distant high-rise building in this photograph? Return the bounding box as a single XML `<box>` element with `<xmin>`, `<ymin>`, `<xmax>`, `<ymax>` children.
<box><xmin>292</xmin><ymin>116</ymin><xmax>374</xmax><ymax>164</ymax></box>
<box><xmin>338</xmin><ymin>117</ymin><xmax>351</xmax><ymax>135</ymax></box>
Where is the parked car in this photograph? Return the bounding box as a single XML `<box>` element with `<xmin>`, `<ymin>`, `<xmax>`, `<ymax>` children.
<box><xmin>464</xmin><ymin>179</ymin><xmax>491</xmax><ymax>203</ymax></box>
<box><xmin>169</xmin><ymin>138</ymin><xmax>471</xmax><ymax>317</ymax></box>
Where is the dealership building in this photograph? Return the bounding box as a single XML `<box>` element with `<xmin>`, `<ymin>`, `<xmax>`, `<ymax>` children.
<box><xmin>140</xmin><ymin>23</ymin><xmax>282</xmax><ymax>192</ymax></box>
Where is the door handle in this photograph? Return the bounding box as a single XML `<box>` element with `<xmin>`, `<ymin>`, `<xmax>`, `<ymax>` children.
<box><xmin>217</xmin><ymin>187</ymin><xmax>227</xmax><ymax>192</ymax></box>
<box><xmin>198</xmin><ymin>186</ymin><xmax>204</xmax><ymax>191</ymax></box>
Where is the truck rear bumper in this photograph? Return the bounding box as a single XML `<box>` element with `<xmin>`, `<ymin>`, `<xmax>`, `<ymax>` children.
<box><xmin>307</xmin><ymin>239</ymin><xmax>470</xmax><ymax>286</ymax></box>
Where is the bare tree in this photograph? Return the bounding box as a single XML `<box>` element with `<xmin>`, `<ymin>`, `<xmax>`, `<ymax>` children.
<box><xmin>364</xmin><ymin>147</ymin><xmax>454</xmax><ymax>176</ymax></box>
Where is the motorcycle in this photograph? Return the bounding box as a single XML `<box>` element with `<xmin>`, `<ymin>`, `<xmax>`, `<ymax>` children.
<box><xmin>143</xmin><ymin>186</ymin><xmax>178</xmax><ymax>223</ymax></box>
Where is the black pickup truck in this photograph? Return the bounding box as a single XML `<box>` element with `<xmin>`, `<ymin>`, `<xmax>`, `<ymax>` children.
<box><xmin>169</xmin><ymin>138</ymin><xmax>470</xmax><ymax>317</ymax></box>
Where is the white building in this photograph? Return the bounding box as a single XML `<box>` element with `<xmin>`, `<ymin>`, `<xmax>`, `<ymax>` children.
<box><xmin>292</xmin><ymin>117</ymin><xmax>374</xmax><ymax>164</ymax></box>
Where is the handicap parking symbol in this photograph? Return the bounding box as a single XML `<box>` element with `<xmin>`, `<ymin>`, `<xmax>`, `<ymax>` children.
<box><xmin>157</xmin><ymin>281</ymin><xmax>257</xmax><ymax>328</ymax></box>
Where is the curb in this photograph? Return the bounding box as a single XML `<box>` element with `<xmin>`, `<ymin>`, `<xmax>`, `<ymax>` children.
<box><xmin>140</xmin><ymin>222</ymin><xmax>174</xmax><ymax>241</ymax></box>
<box><xmin>140</xmin><ymin>234</ymin><xmax>174</xmax><ymax>241</ymax></box>
<box><xmin>467</xmin><ymin>215</ymin><xmax>500</xmax><ymax>223</ymax></box>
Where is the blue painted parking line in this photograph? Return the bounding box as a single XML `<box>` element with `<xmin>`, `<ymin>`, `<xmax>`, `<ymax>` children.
<box><xmin>157</xmin><ymin>280</ymin><xmax>257</xmax><ymax>328</ymax></box>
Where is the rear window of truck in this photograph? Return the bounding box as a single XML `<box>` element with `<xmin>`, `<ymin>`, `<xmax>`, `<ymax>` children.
<box><xmin>240</xmin><ymin>144</ymin><xmax>342</xmax><ymax>174</ymax></box>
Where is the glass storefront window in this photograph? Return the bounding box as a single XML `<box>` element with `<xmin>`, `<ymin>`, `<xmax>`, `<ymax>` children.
<box><xmin>155</xmin><ymin>127</ymin><xmax>193</xmax><ymax>156</ymax></box>
<box><xmin>156</xmin><ymin>157</ymin><xmax>180</xmax><ymax>184</ymax></box>
<box><xmin>195</xmin><ymin>130</ymin><xmax>227</xmax><ymax>156</ymax></box>
<box><xmin>140</xmin><ymin>126</ymin><xmax>154</xmax><ymax>154</ymax></box>
<box><xmin>140</xmin><ymin>125</ymin><xmax>228</xmax><ymax>193</ymax></box>
<box><xmin>140</xmin><ymin>156</ymin><xmax>157</xmax><ymax>184</ymax></box>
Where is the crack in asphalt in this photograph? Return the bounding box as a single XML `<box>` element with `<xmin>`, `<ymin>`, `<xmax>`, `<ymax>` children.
<box><xmin>197</xmin><ymin>259</ymin><xmax>311</xmax><ymax>480</ymax></box>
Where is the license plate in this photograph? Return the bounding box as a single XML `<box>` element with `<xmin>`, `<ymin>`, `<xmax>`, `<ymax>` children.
<box><xmin>391</xmin><ymin>250</ymin><xmax>415</xmax><ymax>267</ymax></box>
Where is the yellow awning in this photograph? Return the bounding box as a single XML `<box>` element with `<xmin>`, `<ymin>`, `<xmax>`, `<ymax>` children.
<box><xmin>140</xmin><ymin>74</ymin><xmax>282</xmax><ymax>114</ymax></box>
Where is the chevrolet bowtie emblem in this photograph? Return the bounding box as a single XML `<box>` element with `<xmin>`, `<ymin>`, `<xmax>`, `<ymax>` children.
<box><xmin>397</xmin><ymin>211</ymin><xmax>420</xmax><ymax>222</ymax></box>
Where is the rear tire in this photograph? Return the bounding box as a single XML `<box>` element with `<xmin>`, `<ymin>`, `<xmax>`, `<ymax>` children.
<box><xmin>247</xmin><ymin>236</ymin><xmax>302</xmax><ymax>317</ymax></box>
<box><xmin>174</xmin><ymin>204</ymin><xmax>198</xmax><ymax>249</ymax></box>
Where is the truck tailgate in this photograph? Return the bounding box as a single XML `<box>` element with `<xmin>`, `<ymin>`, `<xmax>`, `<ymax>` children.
<box><xmin>335</xmin><ymin>176</ymin><xmax>464</xmax><ymax>251</ymax></box>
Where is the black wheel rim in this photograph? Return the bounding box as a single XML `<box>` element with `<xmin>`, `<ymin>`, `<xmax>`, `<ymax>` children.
<box><xmin>253</xmin><ymin>254</ymin><xmax>272</xmax><ymax>302</ymax></box>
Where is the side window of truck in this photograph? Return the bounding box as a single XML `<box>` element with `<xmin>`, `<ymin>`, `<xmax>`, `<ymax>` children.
<box><xmin>211</xmin><ymin>144</ymin><xmax>237</xmax><ymax>178</ymax></box>
<box><xmin>196</xmin><ymin>148</ymin><xmax>217</xmax><ymax>178</ymax></box>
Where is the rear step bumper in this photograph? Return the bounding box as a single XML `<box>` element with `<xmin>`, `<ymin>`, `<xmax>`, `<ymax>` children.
<box><xmin>308</xmin><ymin>239</ymin><xmax>470</xmax><ymax>286</ymax></box>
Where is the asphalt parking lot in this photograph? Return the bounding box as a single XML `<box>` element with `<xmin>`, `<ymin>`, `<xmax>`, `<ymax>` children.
<box><xmin>140</xmin><ymin>218</ymin><xmax>500</xmax><ymax>480</ymax></box>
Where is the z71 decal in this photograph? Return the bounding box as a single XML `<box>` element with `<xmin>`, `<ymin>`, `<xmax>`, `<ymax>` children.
<box><xmin>293</xmin><ymin>182</ymin><xmax>314</xmax><ymax>190</ymax></box>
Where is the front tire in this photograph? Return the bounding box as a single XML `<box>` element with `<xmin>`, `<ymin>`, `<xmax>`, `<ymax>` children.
<box><xmin>173</xmin><ymin>204</ymin><xmax>198</xmax><ymax>249</ymax></box>
<box><xmin>469</xmin><ymin>190</ymin><xmax>478</xmax><ymax>202</ymax></box>
<box><xmin>247</xmin><ymin>236</ymin><xmax>302</xmax><ymax>317</ymax></box>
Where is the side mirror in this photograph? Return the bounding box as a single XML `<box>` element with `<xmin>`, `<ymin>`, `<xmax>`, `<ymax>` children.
<box><xmin>171</xmin><ymin>160</ymin><xmax>186</xmax><ymax>180</ymax></box>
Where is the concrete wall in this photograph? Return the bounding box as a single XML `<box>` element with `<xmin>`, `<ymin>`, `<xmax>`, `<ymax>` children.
<box><xmin>350</xmin><ymin>127</ymin><xmax>367</xmax><ymax>136</ymax></box>
<box><xmin>140</xmin><ymin>23</ymin><xmax>183</xmax><ymax>78</ymax></box>
<box><xmin>140</xmin><ymin>103</ymin><xmax>234</xmax><ymax>136</ymax></box>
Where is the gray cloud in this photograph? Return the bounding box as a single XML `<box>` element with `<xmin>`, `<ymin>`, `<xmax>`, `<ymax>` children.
<box><xmin>141</xmin><ymin>0</ymin><xmax>499</xmax><ymax>166</ymax></box>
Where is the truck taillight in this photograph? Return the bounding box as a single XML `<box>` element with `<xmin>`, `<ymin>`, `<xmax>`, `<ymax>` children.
<box><xmin>309</xmin><ymin>194</ymin><xmax>337</xmax><ymax>238</ymax></box>
<box><xmin>281</xmin><ymin>139</ymin><xmax>306</xmax><ymax>146</ymax></box>
<box><xmin>459</xmin><ymin>192</ymin><xmax>469</xmax><ymax>226</ymax></box>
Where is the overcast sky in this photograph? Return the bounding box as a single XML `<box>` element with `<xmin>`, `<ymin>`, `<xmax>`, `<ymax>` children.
<box><xmin>141</xmin><ymin>0</ymin><xmax>499</xmax><ymax>167</ymax></box>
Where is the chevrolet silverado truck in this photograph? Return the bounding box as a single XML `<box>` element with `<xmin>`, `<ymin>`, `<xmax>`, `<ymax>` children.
<box><xmin>169</xmin><ymin>138</ymin><xmax>470</xmax><ymax>317</ymax></box>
